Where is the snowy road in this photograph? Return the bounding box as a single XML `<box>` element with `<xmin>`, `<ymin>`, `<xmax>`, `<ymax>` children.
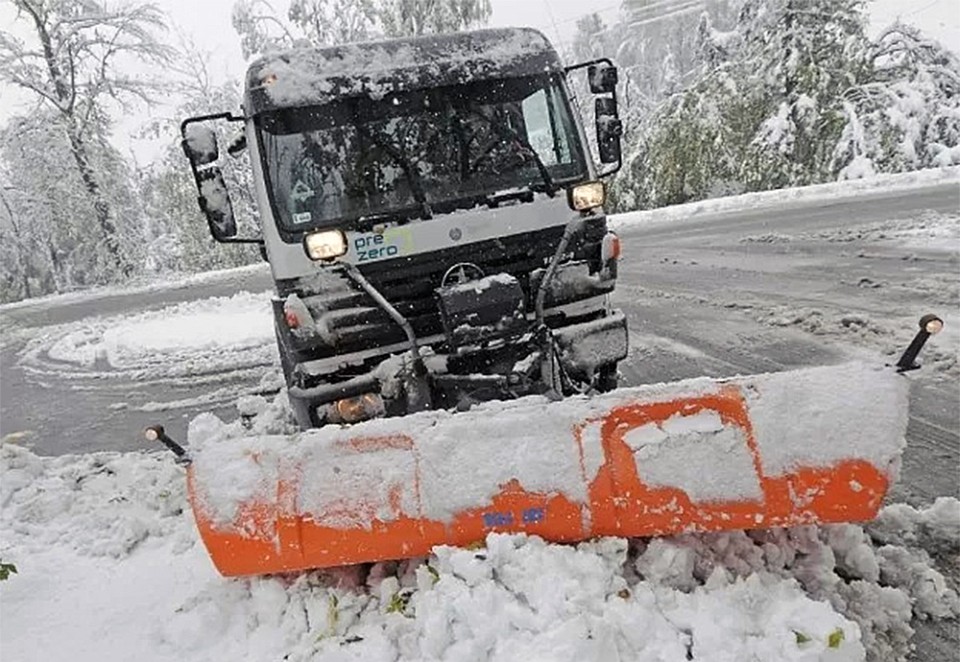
<box><xmin>1</xmin><ymin>181</ymin><xmax>957</xmax><ymax>508</ymax></box>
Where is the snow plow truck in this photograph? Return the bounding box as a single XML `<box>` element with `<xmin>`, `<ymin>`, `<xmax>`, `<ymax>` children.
<box><xmin>165</xmin><ymin>28</ymin><xmax>943</xmax><ymax>577</ymax></box>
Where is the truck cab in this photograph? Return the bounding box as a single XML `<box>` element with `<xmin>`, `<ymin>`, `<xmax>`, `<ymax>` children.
<box><xmin>182</xmin><ymin>28</ymin><xmax>628</xmax><ymax>429</ymax></box>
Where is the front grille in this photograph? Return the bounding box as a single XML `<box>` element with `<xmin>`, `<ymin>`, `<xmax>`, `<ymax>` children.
<box><xmin>289</xmin><ymin>217</ymin><xmax>607</xmax><ymax>359</ymax></box>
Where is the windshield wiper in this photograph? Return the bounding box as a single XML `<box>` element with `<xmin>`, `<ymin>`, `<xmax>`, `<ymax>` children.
<box><xmin>512</xmin><ymin>136</ymin><xmax>557</xmax><ymax>198</ymax></box>
<box><xmin>478</xmin><ymin>116</ymin><xmax>557</xmax><ymax>198</ymax></box>
<box><xmin>357</xmin><ymin>124</ymin><xmax>433</xmax><ymax>220</ymax></box>
<box><xmin>353</xmin><ymin>205</ymin><xmax>424</xmax><ymax>231</ymax></box>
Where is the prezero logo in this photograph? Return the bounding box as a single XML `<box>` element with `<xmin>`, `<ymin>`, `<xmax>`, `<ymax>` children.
<box><xmin>354</xmin><ymin>233</ymin><xmax>400</xmax><ymax>262</ymax></box>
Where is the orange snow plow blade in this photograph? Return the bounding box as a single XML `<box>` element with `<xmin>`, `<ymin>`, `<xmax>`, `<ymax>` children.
<box><xmin>184</xmin><ymin>362</ymin><xmax>909</xmax><ymax>576</ymax></box>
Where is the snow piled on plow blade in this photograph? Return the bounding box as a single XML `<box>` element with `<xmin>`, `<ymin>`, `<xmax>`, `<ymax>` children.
<box><xmin>186</xmin><ymin>362</ymin><xmax>909</xmax><ymax>576</ymax></box>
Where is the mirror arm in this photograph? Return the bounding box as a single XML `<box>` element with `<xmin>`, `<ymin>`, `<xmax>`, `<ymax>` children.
<box><xmin>598</xmin><ymin>162</ymin><xmax>621</xmax><ymax>178</ymax></box>
<box><xmin>564</xmin><ymin>57</ymin><xmax>616</xmax><ymax>75</ymax></box>
<box><xmin>179</xmin><ymin>111</ymin><xmax>244</xmax><ymax>137</ymax></box>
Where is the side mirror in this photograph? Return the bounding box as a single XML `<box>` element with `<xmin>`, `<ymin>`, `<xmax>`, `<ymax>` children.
<box><xmin>197</xmin><ymin>167</ymin><xmax>237</xmax><ymax>240</ymax></box>
<box><xmin>588</xmin><ymin>63</ymin><xmax>619</xmax><ymax>94</ymax></box>
<box><xmin>182</xmin><ymin>124</ymin><xmax>219</xmax><ymax>166</ymax></box>
<box><xmin>595</xmin><ymin>97</ymin><xmax>623</xmax><ymax>165</ymax></box>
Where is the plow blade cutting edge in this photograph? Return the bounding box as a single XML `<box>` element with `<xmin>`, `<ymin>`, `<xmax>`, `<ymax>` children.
<box><xmin>184</xmin><ymin>362</ymin><xmax>909</xmax><ymax>576</ymax></box>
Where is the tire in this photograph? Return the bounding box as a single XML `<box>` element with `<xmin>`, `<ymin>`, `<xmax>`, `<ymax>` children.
<box><xmin>594</xmin><ymin>363</ymin><xmax>620</xmax><ymax>393</ymax></box>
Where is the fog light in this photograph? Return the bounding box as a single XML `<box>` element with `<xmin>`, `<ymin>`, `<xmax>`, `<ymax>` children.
<box><xmin>332</xmin><ymin>393</ymin><xmax>385</xmax><ymax>424</ymax></box>
<box><xmin>568</xmin><ymin>181</ymin><xmax>605</xmax><ymax>211</ymax></box>
<box><xmin>921</xmin><ymin>314</ymin><xmax>943</xmax><ymax>335</ymax></box>
<box><xmin>304</xmin><ymin>229</ymin><xmax>347</xmax><ymax>261</ymax></box>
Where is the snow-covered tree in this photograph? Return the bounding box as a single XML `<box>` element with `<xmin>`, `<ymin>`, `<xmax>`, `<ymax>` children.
<box><xmin>232</xmin><ymin>0</ymin><xmax>491</xmax><ymax>57</ymax></box>
<box><xmin>610</xmin><ymin>0</ymin><xmax>959</xmax><ymax>211</ymax></box>
<box><xmin>744</xmin><ymin>0</ymin><xmax>873</xmax><ymax>188</ymax></box>
<box><xmin>568</xmin><ymin>1</ymin><xmax>740</xmax><ymax>211</ymax></box>
<box><xmin>0</xmin><ymin>109</ymin><xmax>138</xmax><ymax>299</ymax></box>
<box><xmin>377</xmin><ymin>0</ymin><xmax>490</xmax><ymax>38</ymax></box>
<box><xmin>0</xmin><ymin>0</ymin><xmax>173</xmax><ymax>278</ymax></box>
<box><xmin>839</xmin><ymin>23</ymin><xmax>960</xmax><ymax>175</ymax></box>
<box><xmin>233</xmin><ymin>0</ymin><xmax>377</xmax><ymax>57</ymax></box>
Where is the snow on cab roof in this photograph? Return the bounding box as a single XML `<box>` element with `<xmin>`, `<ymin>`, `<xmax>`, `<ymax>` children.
<box><xmin>244</xmin><ymin>27</ymin><xmax>563</xmax><ymax>114</ymax></box>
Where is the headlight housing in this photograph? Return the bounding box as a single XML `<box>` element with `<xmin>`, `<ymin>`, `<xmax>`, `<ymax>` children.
<box><xmin>568</xmin><ymin>181</ymin><xmax>605</xmax><ymax>211</ymax></box>
<box><xmin>304</xmin><ymin>229</ymin><xmax>347</xmax><ymax>261</ymax></box>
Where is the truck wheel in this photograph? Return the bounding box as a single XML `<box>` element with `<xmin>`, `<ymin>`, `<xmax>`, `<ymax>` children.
<box><xmin>594</xmin><ymin>363</ymin><xmax>619</xmax><ymax>393</ymax></box>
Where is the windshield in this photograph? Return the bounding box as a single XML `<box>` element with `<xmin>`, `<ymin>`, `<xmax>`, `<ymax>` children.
<box><xmin>257</xmin><ymin>74</ymin><xmax>588</xmax><ymax>231</ymax></box>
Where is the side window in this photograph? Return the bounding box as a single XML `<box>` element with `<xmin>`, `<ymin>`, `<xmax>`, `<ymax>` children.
<box><xmin>521</xmin><ymin>90</ymin><xmax>557</xmax><ymax>165</ymax></box>
<box><xmin>546</xmin><ymin>87</ymin><xmax>574</xmax><ymax>165</ymax></box>
<box><xmin>521</xmin><ymin>87</ymin><xmax>573</xmax><ymax>166</ymax></box>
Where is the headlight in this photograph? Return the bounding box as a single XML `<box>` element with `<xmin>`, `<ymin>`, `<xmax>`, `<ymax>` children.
<box><xmin>304</xmin><ymin>229</ymin><xmax>347</xmax><ymax>261</ymax></box>
<box><xmin>568</xmin><ymin>181</ymin><xmax>605</xmax><ymax>211</ymax></box>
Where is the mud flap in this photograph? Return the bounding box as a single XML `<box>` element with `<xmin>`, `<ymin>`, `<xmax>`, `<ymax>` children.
<box><xmin>186</xmin><ymin>362</ymin><xmax>909</xmax><ymax>576</ymax></box>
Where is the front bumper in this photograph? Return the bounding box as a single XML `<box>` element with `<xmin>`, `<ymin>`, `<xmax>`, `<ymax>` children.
<box><xmin>287</xmin><ymin>308</ymin><xmax>629</xmax><ymax>418</ymax></box>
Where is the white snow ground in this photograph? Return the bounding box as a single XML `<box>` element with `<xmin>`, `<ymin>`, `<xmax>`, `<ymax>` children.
<box><xmin>2</xmin><ymin>170</ymin><xmax>959</xmax><ymax>661</ymax></box>
<box><xmin>1</xmin><ymin>435</ymin><xmax>957</xmax><ymax>662</ymax></box>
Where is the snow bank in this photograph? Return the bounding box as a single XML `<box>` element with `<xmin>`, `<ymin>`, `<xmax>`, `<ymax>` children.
<box><xmin>610</xmin><ymin>166</ymin><xmax>960</xmax><ymax>232</ymax></box>
<box><xmin>42</xmin><ymin>291</ymin><xmax>274</xmax><ymax>368</ymax></box>
<box><xmin>0</xmin><ymin>262</ymin><xmax>269</xmax><ymax>313</ymax></box>
<box><xmin>16</xmin><ymin>291</ymin><xmax>278</xmax><ymax>397</ymax></box>
<box><xmin>1</xmin><ymin>439</ymin><xmax>957</xmax><ymax>662</ymax></box>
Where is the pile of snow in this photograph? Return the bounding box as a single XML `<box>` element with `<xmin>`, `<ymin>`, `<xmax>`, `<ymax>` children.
<box><xmin>0</xmin><ymin>262</ymin><xmax>269</xmax><ymax>314</ymax></box>
<box><xmin>610</xmin><ymin>166</ymin><xmax>959</xmax><ymax>232</ymax></box>
<box><xmin>739</xmin><ymin>210</ymin><xmax>960</xmax><ymax>251</ymax></box>
<box><xmin>740</xmin><ymin>303</ymin><xmax>959</xmax><ymax>379</ymax></box>
<box><xmin>17</xmin><ymin>291</ymin><xmax>277</xmax><ymax>385</ymax></box>
<box><xmin>2</xmin><ymin>424</ymin><xmax>957</xmax><ymax>661</ymax></box>
<box><xmin>46</xmin><ymin>291</ymin><xmax>274</xmax><ymax>368</ymax></box>
<box><xmin>795</xmin><ymin>211</ymin><xmax>960</xmax><ymax>249</ymax></box>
